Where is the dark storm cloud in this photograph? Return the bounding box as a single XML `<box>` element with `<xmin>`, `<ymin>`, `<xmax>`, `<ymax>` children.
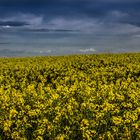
<box><xmin>23</xmin><ymin>28</ymin><xmax>78</xmax><ymax>33</ymax></box>
<box><xmin>0</xmin><ymin>0</ymin><xmax>140</xmax><ymax>33</ymax></box>
<box><xmin>0</xmin><ymin>0</ymin><xmax>101</xmax><ymax>17</ymax></box>
<box><xmin>128</xmin><ymin>22</ymin><xmax>140</xmax><ymax>28</ymax></box>
<box><xmin>0</xmin><ymin>21</ymin><xmax>29</xmax><ymax>27</ymax></box>
<box><xmin>0</xmin><ymin>0</ymin><xmax>139</xmax><ymax>21</ymax></box>
<box><xmin>120</xmin><ymin>19</ymin><xmax>140</xmax><ymax>28</ymax></box>
<box><xmin>1</xmin><ymin>0</ymin><xmax>140</xmax><ymax>17</ymax></box>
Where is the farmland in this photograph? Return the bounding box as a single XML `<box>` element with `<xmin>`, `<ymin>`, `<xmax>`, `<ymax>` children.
<box><xmin>0</xmin><ymin>53</ymin><xmax>140</xmax><ymax>139</ymax></box>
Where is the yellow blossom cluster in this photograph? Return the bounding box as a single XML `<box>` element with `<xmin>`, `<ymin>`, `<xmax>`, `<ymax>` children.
<box><xmin>0</xmin><ymin>53</ymin><xmax>140</xmax><ymax>139</ymax></box>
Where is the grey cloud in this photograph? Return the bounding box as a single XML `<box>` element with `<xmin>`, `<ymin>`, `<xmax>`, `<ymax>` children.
<box><xmin>121</xmin><ymin>21</ymin><xmax>140</xmax><ymax>28</ymax></box>
<box><xmin>22</xmin><ymin>28</ymin><xmax>79</xmax><ymax>33</ymax></box>
<box><xmin>0</xmin><ymin>48</ymin><xmax>53</xmax><ymax>57</ymax></box>
<box><xmin>0</xmin><ymin>48</ymin><xmax>26</xmax><ymax>57</ymax></box>
<box><xmin>0</xmin><ymin>13</ymin><xmax>43</xmax><ymax>30</ymax></box>
<box><xmin>0</xmin><ymin>21</ymin><xmax>29</xmax><ymax>27</ymax></box>
<box><xmin>0</xmin><ymin>0</ymin><xmax>139</xmax><ymax>37</ymax></box>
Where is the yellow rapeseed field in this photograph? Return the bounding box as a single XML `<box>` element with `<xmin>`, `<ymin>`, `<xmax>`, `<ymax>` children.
<box><xmin>0</xmin><ymin>53</ymin><xmax>140</xmax><ymax>139</ymax></box>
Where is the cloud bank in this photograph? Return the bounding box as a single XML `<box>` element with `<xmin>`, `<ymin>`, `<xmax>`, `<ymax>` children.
<box><xmin>0</xmin><ymin>0</ymin><xmax>139</xmax><ymax>34</ymax></box>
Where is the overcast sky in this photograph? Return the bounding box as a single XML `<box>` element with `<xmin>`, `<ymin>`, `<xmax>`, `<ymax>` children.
<box><xmin>0</xmin><ymin>0</ymin><xmax>140</xmax><ymax>56</ymax></box>
<box><xmin>0</xmin><ymin>0</ymin><xmax>140</xmax><ymax>32</ymax></box>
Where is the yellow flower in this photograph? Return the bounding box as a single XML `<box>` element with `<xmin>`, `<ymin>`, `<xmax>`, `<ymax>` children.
<box><xmin>112</xmin><ymin>116</ymin><xmax>122</xmax><ymax>125</ymax></box>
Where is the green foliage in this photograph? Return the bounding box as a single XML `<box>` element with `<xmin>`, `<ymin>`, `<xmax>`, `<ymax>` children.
<box><xmin>0</xmin><ymin>53</ymin><xmax>140</xmax><ymax>139</ymax></box>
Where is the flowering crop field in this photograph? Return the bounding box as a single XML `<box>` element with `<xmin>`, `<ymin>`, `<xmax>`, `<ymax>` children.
<box><xmin>0</xmin><ymin>53</ymin><xmax>140</xmax><ymax>140</ymax></box>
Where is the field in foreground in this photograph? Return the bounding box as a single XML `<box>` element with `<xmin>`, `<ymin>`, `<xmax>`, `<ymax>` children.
<box><xmin>0</xmin><ymin>53</ymin><xmax>140</xmax><ymax>140</ymax></box>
